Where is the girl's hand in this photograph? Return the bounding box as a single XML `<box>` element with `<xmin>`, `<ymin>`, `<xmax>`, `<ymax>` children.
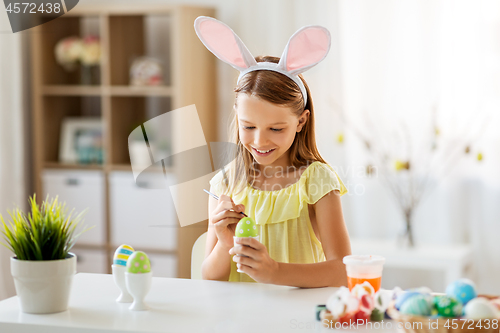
<box><xmin>209</xmin><ymin>194</ymin><xmax>245</xmax><ymax>250</ymax></box>
<box><xmin>229</xmin><ymin>237</ymin><xmax>279</xmax><ymax>284</ymax></box>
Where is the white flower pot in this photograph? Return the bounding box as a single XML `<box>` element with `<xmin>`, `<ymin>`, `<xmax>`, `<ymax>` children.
<box><xmin>10</xmin><ymin>253</ymin><xmax>76</xmax><ymax>314</ymax></box>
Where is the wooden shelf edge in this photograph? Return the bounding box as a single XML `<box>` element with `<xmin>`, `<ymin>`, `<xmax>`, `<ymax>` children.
<box><xmin>73</xmin><ymin>244</ymin><xmax>177</xmax><ymax>256</ymax></box>
<box><xmin>42</xmin><ymin>85</ymin><xmax>102</xmax><ymax>96</ymax></box>
<box><xmin>72</xmin><ymin>244</ymin><xmax>108</xmax><ymax>251</ymax></box>
<box><xmin>41</xmin><ymin>85</ymin><xmax>173</xmax><ymax>97</ymax></box>
<box><xmin>108</xmin><ymin>246</ymin><xmax>178</xmax><ymax>256</ymax></box>
<box><xmin>66</xmin><ymin>4</ymin><xmax>178</xmax><ymax>15</ymax></box>
<box><xmin>107</xmin><ymin>85</ymin><xmax>173</xmax><ymax>97</ymax></box>
<box><xmin>43</xmin><ymin>163</ymin><xmax>175</xmax><ymax>173</ymax></box>
<box><xmin>108</xmin><ymin>164</ymin><xmax>132</xmax><ymax>171</ymax></box>
<box><xmin>44</xmin><ymin>162</ymin><xmax>104</xmax><ymax>170</ymax></box>
<box><xmin>108</xmin><ymin>164</ymin><xmax>174</xmax><ymax>173</ymax></box>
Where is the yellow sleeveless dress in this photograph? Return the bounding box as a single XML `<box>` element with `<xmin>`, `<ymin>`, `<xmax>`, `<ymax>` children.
<box><xmin>209</xmin><ymin>161</ymin><xmax>348</xmax><ymax>282</ymax></box>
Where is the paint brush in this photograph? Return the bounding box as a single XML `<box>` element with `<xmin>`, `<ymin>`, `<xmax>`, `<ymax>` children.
<box><xmin>203</xmin><ymin>189</ymin><xmax>248</xmax><ymax>217</ymax></box>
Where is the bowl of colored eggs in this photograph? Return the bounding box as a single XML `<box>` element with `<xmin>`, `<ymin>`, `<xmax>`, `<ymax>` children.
<box><xmin>387</xmin><ymin>279</ymin><xmax>500</xmax><ymax>333</ymax></box>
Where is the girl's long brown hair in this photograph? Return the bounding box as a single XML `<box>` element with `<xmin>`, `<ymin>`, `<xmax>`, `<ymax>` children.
<box><xmin>220</xmin><ymin>56</ymin><xmax>326</xmax><ymax>195</ymax></box>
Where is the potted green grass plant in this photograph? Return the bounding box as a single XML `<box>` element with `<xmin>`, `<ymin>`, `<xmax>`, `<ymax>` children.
<box><xmin>0</xmin><ymin>195</ymin><xmax>89</xmax><ymax>314</ymax></box>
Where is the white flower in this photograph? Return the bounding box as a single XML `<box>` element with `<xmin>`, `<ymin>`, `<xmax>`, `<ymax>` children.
<box><xmin>351</xmin><ymin>281</ymin><xmax>375</xmax><ymax>298</ymax></box>
<box><xmin>54</xmin><ymin>35</ymin><xmax>101</xmax><ymax>70</ymax></box>
<box><xmin>326</xmin><ymin>287</ymin><xmax>360</xmax><ymax>318</ymax></box>
<box><xmin>81</xmin><ymin>36</ymin><xmax>101</xmax><ymax>66</ymax></box>
<box><xmin>374</xmin><ymin>289</ymin><xmax>393</xmax><ymax>312</ymax></box>
<box><xmin>55</xmin><ymin>36</ymin><xmax>84</xmax><ymax>70</ymax></box>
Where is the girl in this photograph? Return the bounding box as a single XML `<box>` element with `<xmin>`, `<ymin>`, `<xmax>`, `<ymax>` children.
<box><xmin>195</xmin><ymin>17</ymin><xmax>351</xmax><ymax>288</ymax></box>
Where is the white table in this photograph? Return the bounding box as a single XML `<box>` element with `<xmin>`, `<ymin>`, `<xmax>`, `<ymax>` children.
<box><xmin>0</xmin><ymin>273</ymin><xmax>402</xmax><ymax>333</ymax></box>
<box><xmin>351</xmin><ymin>238</ymin><xmax>473</xmax><ymax>289</ymax></box>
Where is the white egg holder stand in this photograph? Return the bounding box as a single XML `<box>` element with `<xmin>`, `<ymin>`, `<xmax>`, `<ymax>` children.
<box><xmin>112</xmin><ymin>265</ymin><xmax>152</xmax><ymax>311</ymax></box>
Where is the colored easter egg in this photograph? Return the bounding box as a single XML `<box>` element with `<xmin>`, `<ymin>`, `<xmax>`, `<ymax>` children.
<box><xmin>399</xmin><ymin>295</ymin><xmax>432</xmax><ymax>316</ymax></box>
<box><xmin>434</xmin><ymin>295</ymin><xmax>463</xmax><ymax>318</ymax></box>
<box><xmin>316</xmin><ymin>304</ymin><xmax>327</xmax><ymax>321</ymax></box>
<box><xmin>354</xmin><ymin>309</ymin><xmax>370</xmax><ymax>325</ymax></box>
<box><xmin>338</xmin><ymin>312</ymin><xmax>355</xmax><ymax>325</ymax></box>
<box><xmin>318</xmin><ymin>309</ymin><xmax>336</xmax><ymax>322</ymax></box>
<box><xmin>359</xmin><ymin>294</ymin><xmax>375</xmax><ymax>312</ymax></box>
<box><xmin>430</xmin><ymin>302</ymin><xmax>439</xmax><ymax>317</ymax></box>
<box><xmin>326</xmin><ymin>294</ymin><xmax>347</xmax><ymax>318</ymax></box>
<box><xmin>374</xmin><ymin>289</ymin><xmax>393</xmax><ymax>312</ymax></box>
<box><xmin>464</xmin><ymin>298</ymin><xmax>497</xmax><ymax>319</ymax></box>
<box><xmin>320</xmin><ymin>310</ymin><xmax>337</xmax><ymax>328</ymax></box>
<box><xmin>446</xmin><ymin>279</ymin><xmax>477</xmax><ymax>305</ymax></box>
<box><xmin>409</xmin><ymin>287</ymin><xmax>433</xmax><ymax>295</ymax></box>
<box><xmin>126</xmin><ymin>251</ymin><xmax>151</xmax><ymax>274</ymax></box>
<box><xmin>113</xmin><ymin>244</ymin><xmax>134</xmax><ymax>266</ymax></box>
<box><xmin>370</xmin><ymin>308</ymin><xmax>384</xmax><ymax>322</ymax></box>
<box><xmin>352</xmin><ymin>281</ymin><xmax>375</xmax><ymax>298</ymax></box>
<box><xmin>235</xmin><ymin>217</ymin><xmax>258</xmax><ymax>237</ymax></box>
<box><xmin>490</xmin><ymin>298</ymin><xmax>500</xmax><ymax>312</ymax></box>
<box><xmin>326</xmin><ymin>288</ymin><xmax>359</xmax><ymax>318</ymax></box>
<box><xmin>395</xmin><ymin>291</ymin><xmax>421</xmax><ymax>310</ymax></box>
<box><xmin>392</xmin><ymin>286</ymin><xmax>404</xmax><ymax>300</ymax></box>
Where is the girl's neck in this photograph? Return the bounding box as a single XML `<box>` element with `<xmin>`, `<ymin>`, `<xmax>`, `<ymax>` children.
<box><xmin>254</xmin><ymin>153</ymin><xmax>292</xmax><ymax>177</ymax></box>
<box><xmin>249</xmin><ymin>154</ymin><xmax>310</xmax><ymax>191</ymax></box>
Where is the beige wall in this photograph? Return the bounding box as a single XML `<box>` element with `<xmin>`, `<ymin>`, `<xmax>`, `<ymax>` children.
<box><xmin>0</xmin><ymin>9</ymin><xmax>31</xmax><ymax>300</ymax></box>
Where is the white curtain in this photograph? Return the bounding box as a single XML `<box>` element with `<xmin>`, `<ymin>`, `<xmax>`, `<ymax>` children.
<box><xmin>0</xmin><ymin>9</ymin><xmax>25</xmax><ymax>300</ymax></box>
<box><xmin>335</xmin><ymin>0</ymin><xmax>500</xmax><ymax>294</ymax></box>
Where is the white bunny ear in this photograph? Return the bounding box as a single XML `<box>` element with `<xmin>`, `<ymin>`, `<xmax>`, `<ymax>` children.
<box><xmin>278</xmin><ymin>26</ymin><xmax>331</xmax><ymax>75</ymax></box>
<box><xmin>194</xmin><ymin>16</ymin><xmax>257</xmax><ymax>71</ymax></box>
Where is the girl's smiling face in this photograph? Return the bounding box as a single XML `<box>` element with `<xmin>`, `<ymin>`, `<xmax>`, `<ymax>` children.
<box><xmin>236</xmin><ymin>93</ymin><xmax>309</xmax><ymax>168</ymax></box>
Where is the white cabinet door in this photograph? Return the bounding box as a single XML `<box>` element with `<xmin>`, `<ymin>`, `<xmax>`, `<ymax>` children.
<box><xmin>109</xmin><ymin>171</ymin><xmax>177</xmax><ymax>250</ymax></box>
<box><xmin>72</xmin><ymin>248</ymin><xmax>108</xmax><ymax>274</ymax></box>
<box><xmin>42</xmin><ymin>170</ymin><xmax>106</xmax><ymax>246</ymax></box>
<box><xmin>148</xmin><ymin>254</ymin><xmax>177</xmax><ymax>278</ymax></box>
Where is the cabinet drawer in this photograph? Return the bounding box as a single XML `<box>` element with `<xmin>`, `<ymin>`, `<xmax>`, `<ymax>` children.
<box><xmin>73</xmin><ymin>248</ymin><xmax>108</xmax><ymax>274</ymax></box>
<box><xmin>109</xmin><ymin>171</ymin><xmax>177</xmax><ymax>250</ymax></box>
<box><xmin>42</xmin><ymin>170</ymin><xmax>106</xmax><ymax>246</ymax></box>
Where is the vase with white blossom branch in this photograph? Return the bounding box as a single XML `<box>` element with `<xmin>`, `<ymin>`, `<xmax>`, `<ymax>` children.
<box><xmin>336</xmin><ymin>105</ymin><xmax>486</xmax><ymax>247</ymax></box>
<box><xmin>54</xmin><ymin>35</ymin><xmax>101</xmax><ymax>85</ymax></box>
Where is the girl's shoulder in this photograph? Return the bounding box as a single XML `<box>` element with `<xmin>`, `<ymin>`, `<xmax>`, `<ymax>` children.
<box><xmin>299</xmin><ymin>161</ymin><xmax>348</xmax><ymax>196</ymax></box>
<box><xmin>300</xmin><ymin>160</ymin><xmax>336</xmax><ymax>178</ymax></box>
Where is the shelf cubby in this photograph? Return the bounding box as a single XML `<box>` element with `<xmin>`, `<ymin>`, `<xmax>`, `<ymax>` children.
<box><xmin>108</xmin><ymin>14</ymin><xmax>172</xmax><ymax>86</ymax></box>
<box><xmin>109</xmin><ymin>95</ymin><xmax>171</xmax><ymax>165</ymax></box>
<box><xmin>42</xmin><ymin>95</ymin><xmax>101</xmax><ymax>164</ymax></box>
<box><xmin>38</xmin><ymin>15</ymin><xmax>102</xmax><ymax>85</ymax></box>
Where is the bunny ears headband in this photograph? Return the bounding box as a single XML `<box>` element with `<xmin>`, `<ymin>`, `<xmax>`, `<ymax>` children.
<box><xmin>194</xmin><ymin>16</ymin><xmax>331</xmax><ymax>107</ymax></box>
